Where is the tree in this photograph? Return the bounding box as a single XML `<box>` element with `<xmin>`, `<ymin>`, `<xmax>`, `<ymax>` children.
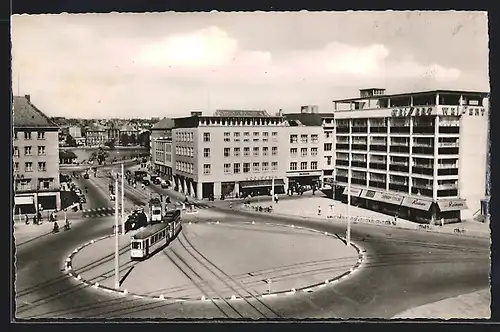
<box><xmin>120</xmin><ymin>133</ymin><xmax>129</xmax><ymax>146</ymax></box>
<box><xmin>90</xmin><ymin>146</ymin><xmax>109</xmax><ymax>165</ymax></box>
<box><xmin>104</xmin><ymin>140</ymin><xmax>115</xmax><ymax>149</ymax></box>
<box><xmin>129</xmin><ymin>133</ymin><xmax>137</xmax><ymax>145</ymax></box>
<box><xmin>137</xmin><ymin>131</ymin><xmax>151</xmax><ymax>147</ymax></box>
<box><xmin>65</xmin><ymin>134</ymin><xmax>77</xmax><ymax>147</ymax></box>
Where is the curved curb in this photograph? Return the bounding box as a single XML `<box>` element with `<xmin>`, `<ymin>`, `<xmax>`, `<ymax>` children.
<box><xmin>64</xmin><ymin>221</ymin><xmax>365</xmax><ymax>302</ymax></box>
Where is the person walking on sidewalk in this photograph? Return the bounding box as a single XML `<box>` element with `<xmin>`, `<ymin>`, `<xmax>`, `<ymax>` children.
<box><xmin>24</xmin><ymin>213</ymin><xmax>29</xmax><ymax>225</ymax></box>
<box><xmin>274</xmin><ymin>193</ymin><xmax>279</xmax><ymax>204</ymax></box>
<box><xmin>318</xmin><ymin>205</ymin><xmax>322</xmax><ymax>216</ymax></box>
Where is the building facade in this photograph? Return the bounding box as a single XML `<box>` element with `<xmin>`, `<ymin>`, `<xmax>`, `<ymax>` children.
<box><xmin>150</xmin><ymin>117</ymin><xmax>175</xmax><ymax>178</ymax></box>
<box><xmin>171</xmin><ymin>110</ymin><xmax>289</xmax><ymax>200</ymax></box>
<box><xmin>68</xmin><ymin>126</ymin><xmax>82</xmax><ymax>138</ymax></box>
<box><xmin>13</xmin><ymin>95</ymin><xmax>61</xmax><ymax>214</ymax></box>
<box><xmin>331</xmin><ymin>88</ymin><xmax>489</xmax><ymax>224</ymax></box>
<box><xmin>85</xmin><ymin>124</ymin><xmax>107</xmax><ymax>146</ymax></box>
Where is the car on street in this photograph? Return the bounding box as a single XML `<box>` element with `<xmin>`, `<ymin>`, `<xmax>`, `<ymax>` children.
<box><xmin>110</xmin><ymin>193</ymin><xmax>116</xmax><ymax>201</ymax></box>
<box><xmin>123</xmin><ymin>209</ymin><xmax>148</xmax><ymax>232</ymax></box>
<box><xmin>152</xmin><ymin>177</ymin><xmax>161</xmax><ymax>185</ymax></box>
<box><xmin>83</xmin><ymin>173</ymin><xmax>89</xmax><ymax>179</ymax></box>
<box><xmin>160</xmin><ymin>180</ymin><xmax>169</xmax><ymax>188</ymax></box>
<box><xmin>142</xmin><ymin>179</ymin><xmax>150</xmax><ymax>186</ymax></box>
<box><xmin>78</xmin><ymin>194</ymin><xmax>86</xmax><ymax>203</ymax></box>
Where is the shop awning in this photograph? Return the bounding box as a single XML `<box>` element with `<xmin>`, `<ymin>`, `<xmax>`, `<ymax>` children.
<box><xmin>360</xmin><ymin>189</ymin><xmax>378</xmax><ymax>200</ymax></box>
<box><xmin>240</xmin><ymin>179</ymin><xmax>285</xmax><ymax>189</ymax></box>
<box><xmin>14</xmin><ymin>196</ymin><xmax>34</xmax><ymax>205</ymax></box>
<box><xmin>360</xmin><ymin>189</ymin><xmax>404</xmax><ymax>205</ymax></box>
<box><xmin>401</xmin><ymin>196</ymin><xmax>433</xmax><ymax>211</ymax></box>
<box><xmin>342</xmin><ymin>187</ymin><xmax>363</xmax><ymax>197</ymax></box>
<box><xmin>437</xmin><ymin>199</ymin><xmax>468</xmax><ymax>212</ymax></box>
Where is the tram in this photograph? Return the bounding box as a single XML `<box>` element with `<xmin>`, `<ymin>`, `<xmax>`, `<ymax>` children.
<box><xmin>130</xmin><ymin>209</ymin><xmax>182</xmax><ymax>260</ymax></box>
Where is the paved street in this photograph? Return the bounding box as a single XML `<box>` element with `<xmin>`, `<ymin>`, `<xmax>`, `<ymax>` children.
<box><xmin>14</xmin><ymin>164</ymin><xmax>490</xmax><ymax>319</ymax></box>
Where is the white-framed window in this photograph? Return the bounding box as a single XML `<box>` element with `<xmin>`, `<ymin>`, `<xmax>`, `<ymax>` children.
<box><xmin>13</xmin><ymin>147</ymin><xmax>19</xmax><ymax>157</ymax></box>
<box><xmin>325</xmin><ymin>131</ymin><xmax>333</xmax><ymax>138</ymax></box>
<box><xmin>252</xmin><ymin>162</ymin><xmax>260</xmax><ymax>173</ymax></box>
<box><xmin>234</xmin><ymin>132</ymin><xmax>240</xmax><ymax>137</ymax></box>
<box><xmin>224</xmin><ymin>132</ymin><xmax>230</xmax><ymax>137</ymax></box>
<box><xmin>300</xmin><ymin>161</ymin><xmax>308</xmax><ymax>170</ymax></box>
<box><xmin>24</xmin><ymin>146</ymin><xmax>32</xmax><ymax>156</ymax></box>
<box><xmin>224</xmin><ymin>148</ymin><xmax>230</xmax><ymax>157</ymax></box>
<box><xmin>301</xmin><ymin>148</ymin><xmax>308</xmax><ymax>157</ymax></box>
<box><xmin>253</xmin><ymin>132</ymin><xmax>259</xmax><ymax>136</ymax></box>
<box><xmin>243</xmin><ymin>163</ymin><xmax>251</xmax><ymax>173</ymax></box>
<box><xmin>290</xmin><ymin>162</ymin><xmax>297</xmax><ymax>171</ymax></box>
<box><xmin>262</xmin><ymin>162</ymin><xmax>269</xmax><ymax>172</ymax></box>
<box><xmin>311</xmin><ymin>147</ymin><xmax>318</xmax><ymax>156</ymax></box>
<box><xmin>253</xmin><ymin>147</ymin><xmax>259</xmax><ymax>156</ymax></box>
<box><xmin>25</xmin><ymin>162</ymin><xmax>33</xmax><ymax>172</ymax></box>
<box><xmin>300</xmin><ymin>134</ymin><xmax>308</xmax><ymax>144</ymax></box>
<box><xmin>326</xmin><ymin>156</ymin><xmax>332</xmax><ymax>166</ymax></box>
<box><xmin>290</xmin><ymin>134</ymin><xmax>298</xmax><ymax>144</ymax></box>
<box><xmin>234</xmin><ymin>147</ymin><xmax>240</xmax><ymax>156</ymax></box>
<box><xmin>244</xmin><ymin>132</ymin><xmax>250</xmax><ymax>136</ymax></box>
<box><xmin>290</xmin><ymin>148</ymin><xmax>297</xmax><ymax>157</ymax></box>
<box><xmin>24</xmin><ymin>131</ymin><xmax>32</xmax><ymax>140</ymax></box>
<box><xmin>224</xmin><ymin>163</ymin><xmax>231</xmax><ymax>174</ymax></box>
<box><xmin>311</xmin><ymin>161</ymin><xmax>318</xmax><ymax>170</ymax></box>
<box><xmin>263</xmin><ymin>147</ymin><xmax>269</xmax><ymax>156</ymax></box>
<box><xmin>263</xmin><ymin>132</ymin><xmax>269</xmax><ymax>137</ymax></box>
<box><xmin>38</xmin><ymin>162</ymin><xmax>46</xmax><ymax>171</ymax></box>
<box><xmin>14</xmin><ymin>162</ymin><xmax>19</xmax><ymax>171</ymax></box>
<box><xmin>244</xmin><ymin>147</ymin><xmax>250</xmax><ymax>156</ymax></box>
<box><xmin>324</xmin><ymin>143</ymin><xmax>333</xmax><ymax>151</ymax></box>
<box><xmin>271</xmin><ymin>161</ymin><xmax>278</xmax><ymax>172</ymax></box>
<box><xmin>203</xmin><ymin>132</ymin><xmax>211</xmax><ymax>142</ymax></box>
<box><xmin>233</xmin><ymin>163</ymin><xmax>241</xmax><ymax>174</ymax></box>
<box><xmin>204</xmin><ymin>148</ymin><xmax>211</xmax><ymax>158</ymax></box>
<box><xmin>203</xmin><ymin>164</ymin><xmax>211</xmax><ymax>175</ymax></box>
<box><xmin>272</xmin><ymin>147</ymin><xmax>278</xmax><ymax>155</ymax></box>
<box><xmin>311</xmin><ymin>134</ymin><xmax>318</xmax><ymax>143</ymax></box>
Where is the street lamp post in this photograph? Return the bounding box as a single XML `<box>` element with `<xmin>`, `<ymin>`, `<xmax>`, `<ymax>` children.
<box><xmin>346</xmin><ymin>152</ymin><xmax>352</xmax><ymax>246</ymax></box>
<box><xmin>114</xmin><ymin>177</ymin><xmax>119</xmax><ymax>289</ymax></box>
<box><xmin>121</xmin><ymin>162</ymin><xmax>124</xmax><ymax>235</ymax></box>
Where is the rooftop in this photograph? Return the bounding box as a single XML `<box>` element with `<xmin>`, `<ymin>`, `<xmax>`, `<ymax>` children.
<box><xmin>283</xmin><ymin>113</ymin><xmax>334</xmax><ymax>126</ymax></box>
<box><xmin>333</xmin><ymin>89</ymin><xmax>490</xmax><ymax>103</ymax></box>
<box><xmin>151</xmin><ymin>117</ymin><xmax>175</xmax><ymax>130</ymax></box>
<box><xmin>213</xmin><ymin>109</ymin><xmax>270</xmax><ymax>117</ymax></box>
<box><xmin>13</xmin><ymin>95</ymin><xmax>59</xmax><ymax>128</ymax></box>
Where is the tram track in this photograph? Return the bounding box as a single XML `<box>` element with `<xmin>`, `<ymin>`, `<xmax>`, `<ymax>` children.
<box><xmin>177</xmin><ymin>231</ymin><xmax>282</xmax><ymax>319</ymax></box>
<box><xmin>163</xmin><ymin>248</ymin><xmax>244</xmax><ymax>319</ymax></box>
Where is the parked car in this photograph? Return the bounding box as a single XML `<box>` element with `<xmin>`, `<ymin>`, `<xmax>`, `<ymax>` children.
<box><xmin>83</xmin><ymin>173</ymin><xmax>89</xmax><ymax>179</ymax></box>
<box><xmin>78</xmin><ymin>194</ymin><xmax>86</xmax><ymax>203</ymax></box>
<box><xmin>160</xmin><ymin>180</ymin><xmax>169</xmax><ymax>188</ymax></box>
<box><xmin>152</xmin><ymin>177</ymin><xmax>161</xmax><ymax>185</ymax></box>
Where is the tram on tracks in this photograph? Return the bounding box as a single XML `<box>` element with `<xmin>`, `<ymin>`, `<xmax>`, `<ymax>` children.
<box><xmin>130</xmin><ymin>209</ymin><xmax>182</xmax><ymax>260</ymax></box>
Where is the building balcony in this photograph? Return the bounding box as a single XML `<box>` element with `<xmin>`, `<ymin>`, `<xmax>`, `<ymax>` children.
<box><xmin>412</xmin><ymin>167</ymin><xmax>434</xmax><ymax>176</ymax></box>
<box><xmin>369</xmin><ymin>145</ymin><xmax>387</xmax><ymax>152</ymax></box>
<box><xmin>370</xmin><ymin>140</ymin><xmax>387</xmax><ymax>145</ymax></box>
<box><xmin>369</xmin><ymin>162</ymin><xmax>387</xmax><ymax>170</ymax></box>
<box><xmin>438</xmin><ymin>127</ymin><xmax>460</xmax><ymax>134</ymax></box>
<box><xmin>389</xmin><ymin>164</ymin><xmax>409</xmax><ymax>173</ymax></box>
<box><xmin>412</xmin><ymin>183</ymin><xmax>433</xmax><ymax>190</ymax></box>
<box><xmin>369</xmin><ymin>180</ymin><xmax>386</xmax><ymax>190</ymax></box>
<box><xmin>389</xmin><ymin>146</ymin><xmax>410</xmax><ymax>154</ymax></box>
<box><xmin>438</xmin><ymin>163</ymin><xmax>458</xmax><ymax>169</ymax></box>
<box><xmin>389</xmin><ymin>183</ymin><xmax>409</xmax><ymax>192</ymax></box>
<box><xmin>351</xmin><ymin>178</ymin><xmax>366</xmax><ymax>186</ymax></box>
<box><xmin>351</xmin><ymin>161</ymin><xmax>367</xmax><ymax>168</ymax></box>
<box><xmin>410</xmin><ymin>187</ymin><xmax>433</xmax><ymax>197</ymax></box>
<box><xmin>438</xmin><ymin>147</ymin><xmax>460</xmax><ymax>155</ymax></box>
<box><xmin>390</xmin><ymin>126</ymin><xmax>410</xmax><ymax>134</ymax></box>
<box><xmin>412</xmin><ymin>147</ymin><xmax>434</xmax><ymax>155</ymax></box>
<box><xmin>336</xmin><ymin>144</ymin><xmax>350</xmax><ymax>150</ymax></box>
<box><xmin>15</xmin><ymin>182</ymin><xmax>60</xmax><ymax>193</ymax></box>
<box><xmin>351</xmin><ymin>144</ymin><xmax>367</xmax><ymax>151</ymax></box>
<box><xmin>336</xmin><ymin>159</ymin><xmax>349</xmax><ymax>167</ymax></box>
<box><xmin>437</xmin><ymin>189</ymin><xmax>459</xmax><ymax>198</ymax></box>
<box><xmin>438</xmin><ymin>184</ymin><xmax>458</xmax><ymax>190</ymax></box>
<box><xmin>352</xmin><ymin>127</ymin><xmax>368</xmax><ymax>133</ymax></box>
<box><xmin>413</xmin><ymin>126</ymin><xmax>435</xmax><ymax>134</ymax></box>
<box><xmin>438</xmin><ymin>142</ymin><xmax>459</xmax><ymax>148</ymax></box>
<box><xmin>335</xmin><ymin>175</ymin><xmax>347</xmax><ymax>183</ymax></box>
<box><xmin>370</xmin><ymin>127</ymin><xmax>388</xmax><ymax>133</ymax></box>
<box><xmin>413</xmin><ymin>142</ymin><xmax>434</xmax><ymax>148</ymax></box>
<box><xmin>337</xmin><ymin>127</ymin><xmax>350</xmax><ymax>134</ymax></box>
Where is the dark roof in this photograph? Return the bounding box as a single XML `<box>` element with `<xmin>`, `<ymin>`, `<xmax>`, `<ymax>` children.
<box><xmin>283</xmin><ymin>113</ymin><xmax>333</xmax><ymax>126</ymax></box>
<box><xmin>213</xmin><ymin>110</ymin><xmax>269</xmax><ymax>117</ymax></box>
<box><xmin>333</xmin><ymin>89</ymin><xmax>490</xmax><ymax>103</ymax></box>
<box><xmin>59</xmin><ymin>150</ymin><xmax>78</xmax><ymax>159</ymax></box>
<box><xmin>13</xmin><ymin>96</ymin><xmax>59</xmax><ymax>128</ymax></box>
<box><xmin>151</xmin><ymin>117</ymin><xmax>175</xmax><ymax>130</ymax></box>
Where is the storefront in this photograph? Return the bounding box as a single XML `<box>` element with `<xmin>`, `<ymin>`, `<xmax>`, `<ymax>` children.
<box><xmin>338</xmin><ymin>186</ymin><xmax>363</xmax><ymax>205</ymax></box>
<box><xmin>14</xmin><ymin>195</ymin><xmax>36</xmax><ymax>215</ymax></box>
<box><xmin>400</xmin><ymin>196</ymin><xmax>434</xmax><ymax>223</ymax></box>
<box><xmin>239</xmin><ymin>178</ymin><xmax>285</xmax><ymax>197</ymax></box>
<box><xmin>436</xmin><ymin>198</ymin><xmax>467</xmax><ymax>224</ymax></box>
<box><xmin>359</xmin><ymin>189</ymin><xmax>405</xmax><ymax>216</ymax></box>
<box><xmin>287</xmin><ymin>171</ymin><xmax>322</xmax><ymax>192</ymax></box>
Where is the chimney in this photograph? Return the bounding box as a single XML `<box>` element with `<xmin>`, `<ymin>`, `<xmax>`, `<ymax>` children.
<box><xmin>278</xmin><ymin>109</ymin><xmax>283</xmax><ymax>116</ymax></box>
<box><xmin>25</xmin><ymin>94</ymin><xmax>31</xmax><ymax>102</ymax></box>
<box><xmin>191</xmin><ymin>111</ymin><xmax>202</xmax><ymax>117</ymax></box>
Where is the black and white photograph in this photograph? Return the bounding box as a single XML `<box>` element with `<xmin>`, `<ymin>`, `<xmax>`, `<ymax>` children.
<box><xmin>12</xmin><ymin>11</ymin><xmax>491</xmax><ymax>320</ymax></box>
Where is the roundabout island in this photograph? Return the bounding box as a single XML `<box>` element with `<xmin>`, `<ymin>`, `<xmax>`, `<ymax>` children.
<box><xmin>67</xmin><ymin>220</ymin><xmax>363</xmax><ymax>302</ymax></box>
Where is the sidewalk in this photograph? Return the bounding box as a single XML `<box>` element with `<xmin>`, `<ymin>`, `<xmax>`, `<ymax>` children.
<box><xmin>240</xmin><ymin>195</ymin><xmax>490</xmax><ymax>238</ymax></box>
<box><xmin>392</xmin><ymin>289</ymin><xmax>490</xmax><ymax>319</ymax></box>
<box><xmin>14</xmin><ymin>215</ymin><xmax>87</xmax><ymax>246</ymax></box>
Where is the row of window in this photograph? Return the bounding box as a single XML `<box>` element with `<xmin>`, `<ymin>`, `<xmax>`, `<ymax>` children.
<box><xmin>217</xmin><ymin>147</ymin><xmax>278</xmax><ymax>158</ymax></box>
<box><xmin>289</xmin><ymin>161</ymin><xmax>319</xmax><ymax>171</ymax></box>
<box><xmin>14</xmin><ymin>131</ymin><xmax>46</xmax><ymax>140</ymax></box>
<box><xmin>289</xmin><ymin>134</ymin><xmax>319</xmax><ymax>144</ymax></box>
<box><xmin>175</xmin><ymin>161</ymin><xmax>194</xmax><ymax>174</ymax></box>
<box><xmin>216</xmin><ymin>161</ymin><xmax>280</xmax><ymax>175</ymax></box>
<box><xmin>204</xmin><ymin>131</ymin><xmax>280</xmax><ymax>143</ymax></box>
<box><xmin>13</xmin><ymin>146</ymin><xmax>46</xmax><ymax>157</ymax></box>
<box><xmin>15</xmin><ymin>178</ymin><xmax>54</xmax><ymax>191</ymax></box>
<box><xmin>290</xmin><ymin>147</ymin><xmax>319</xmax><ymax>157</ymax></box>
<box><xmin>175</xmin><ymin>146</ymin><xmax>195</xmax><ymax>157</ymax></box>
<box><xmin>176</xmin><ymin>132</ymin><xmax>194</xmax><ymax>143</ymax></box>
<box><xmin>14</xmin><ymin>161</ymin><xmax>47</xmax><ymax>172</ymax></box>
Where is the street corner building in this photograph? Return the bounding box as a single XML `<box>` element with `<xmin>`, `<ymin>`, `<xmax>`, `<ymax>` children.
<box><xmin>13</xmin><ymin>95</ymin><xmax>62</xmax><ymax>215</ymax></box>
<box><xmin>329</xmin><ymin>88</ymin><xmax>490</xmax><ymax>225</ymax></box>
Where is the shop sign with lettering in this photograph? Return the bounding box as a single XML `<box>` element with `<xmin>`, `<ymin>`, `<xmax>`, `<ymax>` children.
<box><xmin>374</xmin><ymin>192</ymin><xmax>404</xmax><ymax>205</ymax></box>
<box><xmin>437</xmin><ymin>199</ymin><xmax>467</xmax><ymax>212</ymax></box>
<box><xmin>342</xmin><ymin>187</ymin><xmax>362</xmax><ymax>197</ymax></box>
<box><xmin>401</xmin><ymin>197</ymin><xmax>433</xmax><ymax>211</ymax></box>
<box><xmin>441</xmin><ymin>106</ymin><xmax>486</xmax><ymax>117</ymax></box>
<box><xmin>391</xmin><ymin>107</ymin><xmax>433</xmax><ymax>118</ymax></box>
<box><xmin>245</xmin><ymin>175</ymin><xmax>276</xmax><ymax>181</ymax></box>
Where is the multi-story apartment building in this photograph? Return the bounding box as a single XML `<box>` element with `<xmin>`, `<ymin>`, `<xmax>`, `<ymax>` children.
<box><xmin>331</xmin><ymin>88</ymin><xmax>489</xmax><ymax>224</ymax></box>
<box><xmin>68</xmin><ymin>125</ymin><xmax>82</xmax><ymax>139</ymax></box>
<box><xmin>283</xmin><ymin>106</ymin><xmax>334</xmax><ymax>192</ymax></box>
<box><xmin>13</xmin><ymin>95</ymin><xmax>61</xmax><ymax>214</ymax></box>
<box><xmin>85</xmin><ymin>124</ymin><xmax>107</xmax><ymax>146</ymax></box>
<box><xmin>150</xmin><ymin>117</ymin><xmax>175</xmax><ymax>180</ymax></box>
<box><xmin>171</xmin><ymin>110</ymin><xmax>288</xmax><ymax>200</ymax></box>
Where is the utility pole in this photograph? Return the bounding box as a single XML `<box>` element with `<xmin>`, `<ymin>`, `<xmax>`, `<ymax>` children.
<box><xmin>271</xmin><ymin>177</ymin><xmax>275</xmax><ymax>205</ymax></box>
<box><xmin>121</xmin><ymin>162</ymin><xmax>124</xmax><ymax>235</ymax></box>
<box><xmin>114</xmin><ymin>177</ymin><xmax>119</xmax><ymax>289</ymax></box>
<box><xmin>346</xmin><ymin>151</ymin><xmax>352</xmax><ymax>246</ymax></box>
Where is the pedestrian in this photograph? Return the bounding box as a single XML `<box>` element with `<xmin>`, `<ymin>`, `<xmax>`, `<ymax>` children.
<box><xmin>440</xmin><ymin>218</ymin><xmax>444</xmax><ymax>227</ymax></box>
<box><xmin>133</xmin><ymin>183</ymin><xmax>136</xmax><ymax>189</ymax></box>
<box><xmin>79</xmin><ymin>202</ymin><xmax>83</xmax><ymax>210</ymax></box>
<box><xmin>317</xmin><ymin>205</ymin><xmax>322</xmax><ymax>216</ymax></box>
<box><xmin>274</xmin><ymin>193</ymin><xmax>279</xmax><ymax>204</ymax></box>
<box><xmin>24</xmin><ymin>213</ymin><xmax>29</xmax><ymax>225</ymax></box>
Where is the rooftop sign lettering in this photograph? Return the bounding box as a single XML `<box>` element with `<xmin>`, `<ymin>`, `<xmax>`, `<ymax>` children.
<box><xmin>391</xmin><ymin>107</ymin><xmax>433</xmax><ymax>117</ymax></box>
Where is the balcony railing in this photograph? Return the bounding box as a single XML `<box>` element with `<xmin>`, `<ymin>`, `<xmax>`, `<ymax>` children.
<box><xmin>369</xmin><ymin>181</ymin><xmax>386</xmax><ymax>189</ymax></box>
<box><xmin>413</xmin><ymin>142</ymin><xmax>434</xmax><ymax>148</ymax></box>
<box><xmin>390</xmin><ymin>126</ymin><xmax>410</xmax><ymax>134</ymax></box>
<box><xmin>370</xmin><ymin>140</ymin><xmax>387</xmax><ymax>145</ymax></box>
<box><xmin>336</xmin><ymin>144</ymin><xmax>350</xmax><ymax>150</ymax></box>
<box><xmin>390</xmin><ymin>161</ymin><xmax>409</xmax><ymax>166</ymax></box>
<box><xmin>438</xmin><ymin>164</ymin><xmax>458</xmax><ymax>169</ymax></box>
<box><xmin>336</xmin><ymin>159</ymin><xmax>349</xmax><ymax>166</ymax></box>
<box><xmin>438</xmin><ymin>142</ymin><xmax>459</xmax><ymax>148</ymax></box>
<box><xmin>412</xmin><ymin>183</ymin><xmax>433</xmax><ymax>190</ymax></box>
<box><xmin>390</xmin><ymin>141</ymin><xmax>409</xmax><ymax>146</ymax></box>
<box><xmin>369</xmin><ymin>162</ymin><xmax>387</xmax><ymax>170</ymax></box>
<box><xmin>370</xmin><ymin>127</ymin><xmax>388</xmax><ymax>133</ymax></box>
<box><xmin>413</xmin><ymin>126</ymin><xmax>435</xmax><ymax>134</ymax></box>
<box><xmin>413</xmin><ymin>163</ymin><xmax>433</xmax><ymax>169</ymax></box>
<box><xmin>370</xmin><ymin>145</ymin><xmax>387</xmax><ymax>152</ymax></box>
<box><xmin>337</xmin><ymin>127</ymin><xmax>350</xmax><ymax>133</ymax></box>
<box><xmin>351</xmin><ymin>161</ymin><xmax>367</xmax><ymax>168</ymax></box>
<box><xmin>438</xmin><ymin>127</ymin><xmax>460</xmax><ymax>134</ymax></box>
<box><xmin>437</xmin><ymin>183</ymin><xmax>458</xmax><ymax>190</ymax></box>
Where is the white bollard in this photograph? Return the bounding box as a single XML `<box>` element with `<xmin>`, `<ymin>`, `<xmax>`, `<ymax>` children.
<box><xmin>201</xmin><ymin>295</ymin><xmax>206</xmax><ymax>301</ymax></box>
<box><xmin>325</xmin><ymin>280</ymin><xmax>329</xmax><ymax>284</ymax></box>
<box><xmin>291</xmin><ymin>288</ymin><xmax>296</xmax><ymax>293</ymax></box>
<box><xmin>123</xmin><ymin>289</ymin><xmax>128</xmax><ymax>294</ymax></box>
<box><xmin>159</xmin><ymin>294</ymin><xmax>165</xmax><ymax>300</ymax></box>
<box><xmin>324</xmin><ymin>232</ymin><xmax>328</xmax><ymax>235</ymax></box>
<box><xmin>216</xmin><ymin>221</ymin><xmax>219</xmax><ymax>224</ymax></box>
<box><xmin>77</xmin><ymin>275</ymin><xmax>82</xmax><ymax>280</ymax></box>
<box><xmin>94</xmin><ymin>282</ymin><xmax>99</xmax><ymax>288</ymax></box>
<box><xmin>252</xmin><ymin>221</ymin><xmax>255</xmax><ymax>225</ymax></box>
<box><xmin>230</xmin><ymin>295</ymin><xmax>237</xmax><ymax>300</ymax></box>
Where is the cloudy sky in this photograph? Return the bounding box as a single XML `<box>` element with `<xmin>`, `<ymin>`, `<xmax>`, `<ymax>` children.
<box><xmin>12</xmin><ymin>11</ymin><xmax>489</xmax><ymax>119</ymax></box>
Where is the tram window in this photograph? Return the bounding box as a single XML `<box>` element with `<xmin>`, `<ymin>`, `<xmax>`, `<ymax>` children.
<box><xmin>132</xmin><ymin>242</ymin><xmax>141</xmax><ymax>249</ymax></box>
